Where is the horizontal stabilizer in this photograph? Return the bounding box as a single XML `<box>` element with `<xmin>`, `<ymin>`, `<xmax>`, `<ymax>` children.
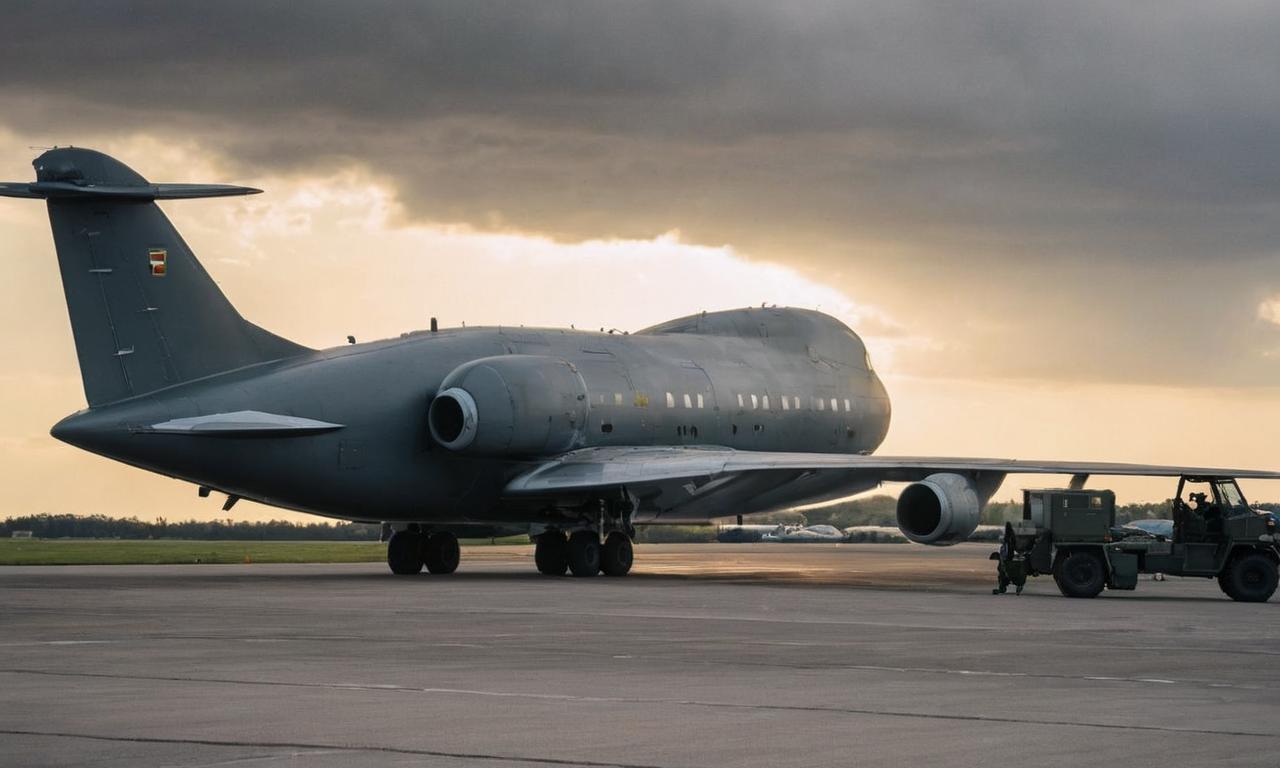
<box><xmin>139</xmin><ymin>411</ymin><xmax>344</xmax><ymax>437</ymax></box>
<box><xmin>0</xmin><ymin>182</ymin><xmax>41</xmax><ymax>198</ymax></box>
<box><xmin>0</xmin><ymin>181</ymin><xmax>261</xmax><ymax>200</ymax></box>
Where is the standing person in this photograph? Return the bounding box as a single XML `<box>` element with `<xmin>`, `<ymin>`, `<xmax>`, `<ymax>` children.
<box><xmin>991</xmin><ymin>522</ymin><xmax>1027</xmax><ymax>595</ymax></box>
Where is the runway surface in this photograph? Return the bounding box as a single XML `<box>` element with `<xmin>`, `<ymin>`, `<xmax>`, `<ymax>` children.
<box><xmin>2</xmin><ymin>543</ymin><xmax>1278</xmax><ymax>767</ymax></box>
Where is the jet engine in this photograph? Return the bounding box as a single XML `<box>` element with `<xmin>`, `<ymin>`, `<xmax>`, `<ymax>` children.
<box><xmin>427</xmin><ymin>355</ymin><xmax>589</xmax><ymax>456</ymax></box>
<box><xmin>895</xmin><ymin>472</ymin><xmax>984</xmax><ymax>546</ymax></box>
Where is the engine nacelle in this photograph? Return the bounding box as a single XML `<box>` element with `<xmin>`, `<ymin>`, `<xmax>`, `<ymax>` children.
<box><xmin>427</xmin><ymin>355</ymin><xmax>588</xmax><ymax>457</ymax></box>
<box><xmin>896</xmin><ymin>472</ymin><xmax>983</xmax><ymax>546</ymax></box>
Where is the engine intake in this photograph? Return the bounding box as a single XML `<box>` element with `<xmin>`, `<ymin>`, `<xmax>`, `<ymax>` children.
<box><xmin>896</xmin><ymin>472</ymin><xmax>983</xmax><ymax>546</ymax></box>
<box><xmin>427</xmin><ymin>355</ymin><xmax>588</xmax><ymax>456</ymax></box>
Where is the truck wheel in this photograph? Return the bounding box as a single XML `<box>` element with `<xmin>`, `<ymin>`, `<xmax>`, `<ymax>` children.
<box><xmin>1053</xmin><ymin>550</ymin><xmax>1106</xmax><ymax>598</ymax></box>
<box><xmin>1219</xmin><ymin>552</ymin><xmax>1278</xmax><ymax>603</ymax></box>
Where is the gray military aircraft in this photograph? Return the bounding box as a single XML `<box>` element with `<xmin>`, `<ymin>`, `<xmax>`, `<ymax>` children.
<box><xmin>5</xmin><ymin>147</ymin><xmax>1279</xmax><ymax>578</ymax></box>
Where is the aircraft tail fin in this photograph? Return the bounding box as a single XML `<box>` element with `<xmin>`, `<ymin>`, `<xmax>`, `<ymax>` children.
<box><xmin>1</xmin><ymin>147</ymin><xmax>310</xmax><ymax>407</ymax></box>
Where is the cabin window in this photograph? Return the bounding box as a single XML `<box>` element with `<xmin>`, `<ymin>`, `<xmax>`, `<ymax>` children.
<box><xmin>732</xmin><ymin>424</ymin><xmax>738</xmax><ymax>435</ymax></box>
<box><xmin>691</xmin><ymin>426</ymin><xmax>699</xmax><ymax>438</ymax></box>
<box><xmin>750</xmin><ymin>394</ymin><xmax>759</xmax><ymax>409</ymax></box>
<box><xmin>696</xmin><ymin>393</ymin><xmax>704</xmax><ymax>409</ymax></box>
<box><xmin>782</xmin><ymin>397</ymin><xmax>790</xmax><ymax>411</ymax></box>
<box><xmin>830</xmin><ymin>398</ymin><xmax>838</xmax><ymax>412</ymax></box>
<box><xmin>844</xmin><ymin>398</ymin><xmax>851</xmax><ymax>412</ymax></box>
<box><xmin>601</xmin><ymin>423</ymin><xmax>613</xmax><ymax>434</ymax></box>
<box><xmin>737</xmin><ymin>393</ymin><xmax>744</xmax><ymax>408</ymax></box>
<box><xmin>762</xmin><ymin>395</ymin><xmax>770</xmax><ymax>410</ymax></box>
<box><xmin>666</xmin><ymin>392</ymin><xmax>675</xmax><ymax>408</ymax></box>
<box><xmin>793</xmin><ymin>396</ymin><xmax>801</xmax><ymax>410</ymax></box>
<box><xmin>753</xmin><ymin>424</ymin><xmax>762</xmax><ymax>433</ymax></box>
<box><xmin>596</xmin><ymin>394</ymin><xmax>605</xmax><ymax>405</ymax></box>
<box><xmin>683</xmin><ymin>393</ymin><xmax>693</xmax><ymax>409</ymax></box>
<box><xmin>817</xmin><ymin>398</ymin><xmax>825</xmax><ymax>411</ymax></box>
<box><xmin>614</xmin><ymin>393</ymin><xmax>624</xmax><ymax>406</ymax></box>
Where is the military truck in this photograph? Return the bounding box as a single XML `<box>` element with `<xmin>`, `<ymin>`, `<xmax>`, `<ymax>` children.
<box><xmin>997</xmin><ymin>477</ymin><xmax>1279</xmax><ymax>601</ymax></box>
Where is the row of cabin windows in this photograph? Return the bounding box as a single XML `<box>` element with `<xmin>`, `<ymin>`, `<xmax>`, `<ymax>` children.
<box><xmin>592</xmin><ymin>390</ymin><xmax>854</xmax><ymax>414</ymax></box>
<box><xmin>664</xmin><ymin>392</ymin><xmax>706</xmax><ymax>409</ymax></box>
<box><xmin>735</xmin><ymin>393</ymin><xmax>853</xmax><ymax>413</ymax></box>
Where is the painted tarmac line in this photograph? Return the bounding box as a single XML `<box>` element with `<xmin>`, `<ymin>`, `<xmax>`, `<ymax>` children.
<box><xmin>0</xmin><ymin>729</ymin><xmax>682</xmax><ymax>768</ymax></box>
<box><xmin>2</xmin><ymin>668</ymin><xmax>1275</xmax><ymax>739</ymax></box>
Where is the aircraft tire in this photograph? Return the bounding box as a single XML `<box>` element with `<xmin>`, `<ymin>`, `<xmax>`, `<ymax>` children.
<box><xmin>423</xmin><ymin>531</ymin><xmax>460</xmax><ymax>575</ymax></box>
<box><xmin>534</xmin><ymin>532</ymin><xmax>569</xmax><ymax>576</ymax></box>
<box><xmin>1219</xmin><ymin>552</ymin><xmax>1278</xmax><ymax>603</ymax></box>
<box><xmin>600</xmin><ymin>533</ymin><xmax>633</xmax><ymax>577</ymax></box>
<box><xmin>567</xmin><ymin>530</ymin><xmax>601</xmax><ymax>577</ymax></box>
<box><xmin>387</xmin><ymin>531</ymin><xmax>424</xmax><ymax>575</ymax></box>
<box><xmin>1053</xmin><ymin>549</ymin><xmax>1106</xmax><ymax>598</ymax></box>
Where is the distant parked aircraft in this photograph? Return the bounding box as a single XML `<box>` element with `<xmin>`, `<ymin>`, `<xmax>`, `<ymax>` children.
<box><xmin>762</xmin><ymin>524</ymin><xmax>847</xmax><ymax>542</ymax></box>
<box><xmin>1124</xmin><ymin>519</ymin><xmax>1175</xmax><ymax>538</ymax></box>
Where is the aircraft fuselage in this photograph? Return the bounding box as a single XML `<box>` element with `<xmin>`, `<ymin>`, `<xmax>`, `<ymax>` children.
<box><xmin>52</xmin><ymin>307</ymin><xmax>890</xmax><ymax>524</ymax></box>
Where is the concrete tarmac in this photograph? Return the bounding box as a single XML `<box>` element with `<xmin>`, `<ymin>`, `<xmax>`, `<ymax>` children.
<box><xmin>2</xmin><ymin>543</ymin><xmax>1278</xmax><ymax>767</ymax></box>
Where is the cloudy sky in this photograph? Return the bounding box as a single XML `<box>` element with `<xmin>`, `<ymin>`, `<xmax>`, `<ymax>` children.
<box><xmin>2</xmin><ymin>1</ymin><xmax>1280</xmax><ymax>518</ymax></box>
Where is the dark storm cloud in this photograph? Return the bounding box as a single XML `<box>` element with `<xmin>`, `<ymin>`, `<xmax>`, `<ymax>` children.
<box><xmin>3</xmin><ymin>1</ymin><xmax>1280</xmax><ymax>384</ymax></box>
<box><xmin>4</xmin><ymin>2</ymin><xmax>1279</xmax><ymax>248</ymax></box>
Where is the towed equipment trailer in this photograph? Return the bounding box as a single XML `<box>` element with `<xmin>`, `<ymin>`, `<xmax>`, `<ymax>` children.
<box><xmin>996</xmin><ymin>476</ymin><xmax>1279</xmax><ymax>601</ymax></box>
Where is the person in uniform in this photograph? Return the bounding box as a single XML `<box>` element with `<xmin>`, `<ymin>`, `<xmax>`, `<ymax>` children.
<box><xmin>991</xmin><ymin>522</ymin><xmax>1028</xmax><ymax>595</ymax></box>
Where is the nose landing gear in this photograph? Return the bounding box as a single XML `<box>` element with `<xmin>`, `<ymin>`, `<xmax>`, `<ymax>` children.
<box><xmin>387</xmin><ymin>529</ymin><xmax>424</xmax><ymax>575</ymax></box>
<box><xmin>422</xmin><ymin>531</ymin><xmax>460</xmax><ymax>574</ymax></box>
<box><xmin>385</xmin><ymin>527</ymin><xmax>460</xmax><ymax>576</ymax></box>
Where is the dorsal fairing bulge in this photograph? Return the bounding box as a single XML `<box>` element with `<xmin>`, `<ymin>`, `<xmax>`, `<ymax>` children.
<box><xmin>639</xmin><ymin>306</ymin><xmax>874</xmax><ymax>370</ymax></box>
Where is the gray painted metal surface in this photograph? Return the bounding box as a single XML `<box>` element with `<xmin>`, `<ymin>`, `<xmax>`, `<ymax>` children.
<box><xmin>4</xmin><ymin>147</ymin><xmax>1279</xmax><ymax>529</ymax></box>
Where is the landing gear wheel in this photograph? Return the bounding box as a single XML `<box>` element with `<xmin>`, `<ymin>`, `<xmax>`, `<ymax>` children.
<box><xmin>1053</xmin><ymin>549</ymin><xmax>1106</xmax><ymax>598</ymax></box>
<box><xmin>387</xmin><ymin>531</ymin><xmax>423</xmax><ymax>575</ymax></box>
<box><xmin>600</xmin><ymin>532</ymin><xmax>633</xmax><ymax>577</ymax></box>
<box><xmin>1219</xmin><ymin>552</ymin><xmax>1278</xmax><ymax>603</ymax></box>
<box><xmin>422</xmin><ymin>531</ymin><xmax>460</xmax><ymax>575</ymax></box>
<box><xmin>567</xmin><ymin>530</ymin><xmax>601</xmax><ymax>577</ymax></box>
<box><xmin>534</xmin><ymin>532</ymin><xmax>569</xmax><ymax>576</ymax></box>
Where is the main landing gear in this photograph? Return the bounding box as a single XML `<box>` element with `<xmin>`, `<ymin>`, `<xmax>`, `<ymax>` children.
<box><xmin>386</xmin><ymin>529</ymin><xmax>460</xmax><ymax>576</ymax></box>
<box><xmin>534</xmin><ymin>530</ymin><xmax>634</xmax><ymax>577</ymax></box>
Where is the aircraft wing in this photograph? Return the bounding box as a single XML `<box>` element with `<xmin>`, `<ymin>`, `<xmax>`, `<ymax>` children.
<box><xmin>504</xmin><ymin>446</ymin><xmax>1280</xmax><ymax>522</ymax></box>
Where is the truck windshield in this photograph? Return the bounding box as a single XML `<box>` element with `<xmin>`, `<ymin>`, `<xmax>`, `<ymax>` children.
<box><xmin>1213</xmin><ymin>480</ymin><xmax>1249</xmax><ymax>512</ymax></box>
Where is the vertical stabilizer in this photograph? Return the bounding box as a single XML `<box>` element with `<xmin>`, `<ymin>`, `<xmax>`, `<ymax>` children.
<box><xmin>1</xmin><ymin>148</ymin><xmax>310</xmax><ymax>406</ymax></box>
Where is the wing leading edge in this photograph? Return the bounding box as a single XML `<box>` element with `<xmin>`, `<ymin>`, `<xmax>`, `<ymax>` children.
<box><xmin>504</xmin><ymin>446</ymin><xmax>1280</xmax><ymax>522</ymax></box>
<box><xmin>507</xmin><ymin>446</ymin><xmax>1280</xmax><ymax>494</ymax></box>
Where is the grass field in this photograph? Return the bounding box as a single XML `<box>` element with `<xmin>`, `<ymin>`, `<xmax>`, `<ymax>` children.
<box><xmin>0</xmin><ymin>537</ymin><xmax>529</xmax><ymax>566</ymax></box>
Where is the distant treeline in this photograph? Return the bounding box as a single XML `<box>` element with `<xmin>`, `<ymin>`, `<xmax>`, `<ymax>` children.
<box><xmin>5</xmin><ymin>498</ymin><xmax>1276</xmax><ymax>541</ymax></box>
<box><xmin>0</xmin><ymin>515</ymin><xmax>381</xmax><ymax>541</ymax></box>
